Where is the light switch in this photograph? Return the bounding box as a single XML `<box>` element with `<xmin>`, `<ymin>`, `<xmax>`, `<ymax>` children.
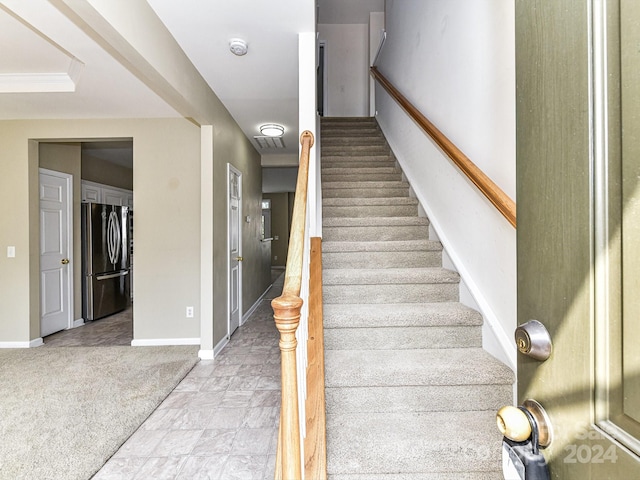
<box><xmin>7</xmin><ymin>246</ymin><xmax>15</xmax><ymax>258</ymax></box>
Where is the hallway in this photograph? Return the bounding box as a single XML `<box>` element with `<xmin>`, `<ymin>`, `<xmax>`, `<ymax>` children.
<box><xmin>89</xmin><ymin>274</ymin><xmax>283</xmax><ymax>479</ymax></box>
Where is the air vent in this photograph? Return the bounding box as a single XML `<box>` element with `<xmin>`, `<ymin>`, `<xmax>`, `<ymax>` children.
<box><xmin>253</xmin><ymin>136</ymin><xmax>285</xmax><ymax>149</ymax></box>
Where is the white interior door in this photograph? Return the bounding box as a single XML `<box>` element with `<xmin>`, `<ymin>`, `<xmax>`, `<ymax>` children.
<box><xmin>228</xmin><ymin>164</ymin><xmax>242</xmax><ymax>336</ymax></box>
<box><xmin>39</xmin><ymin>169</ymin><xmax>73</xmax><ymax>337</ymax></box>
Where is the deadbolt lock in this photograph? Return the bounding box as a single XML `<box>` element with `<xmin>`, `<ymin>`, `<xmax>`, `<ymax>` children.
<box><xmin>515</xmin><ymin>320</ymin><xmax>552</xmax><ymax>361</ymax></box>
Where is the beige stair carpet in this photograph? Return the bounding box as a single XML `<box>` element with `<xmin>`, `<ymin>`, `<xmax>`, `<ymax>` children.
<box><xmin>321</xmin><ymin>117</ymin><xmax>513</xmax><ymax>479</ymax></box>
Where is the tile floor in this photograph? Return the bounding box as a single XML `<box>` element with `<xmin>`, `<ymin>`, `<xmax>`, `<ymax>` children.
<box><xmin>43</xmin><ymin>307</ymin><xmax>133</xmax><ymax>347</ymax></box>
<box><xmin>46</xmin><ymin>271</ymin><xmax>284</xmax><ymax>480</ymax></box>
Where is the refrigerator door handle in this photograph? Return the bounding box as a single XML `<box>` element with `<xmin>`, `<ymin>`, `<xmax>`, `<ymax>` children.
<box><xmin>107</xmin><ymin>211</ymin><xmax>121</xmax><ymax>265</ymax></box>
<box><xmin>96</xmin><ymin>271</ymin><xmax>129</xmax><ymax>281</ymax></box>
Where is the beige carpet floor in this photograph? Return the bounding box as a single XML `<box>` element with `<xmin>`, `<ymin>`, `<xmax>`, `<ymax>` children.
<box><xmin>0</xmin><ymin>345</ymin><xmax>198</xmax><ymax>480</ymax></box>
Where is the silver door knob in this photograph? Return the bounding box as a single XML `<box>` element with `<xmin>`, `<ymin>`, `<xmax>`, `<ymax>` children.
<box><xmin>515</xmin><ymin>320</ymin><xmax>552</xmax><ymax>361</ymax></box>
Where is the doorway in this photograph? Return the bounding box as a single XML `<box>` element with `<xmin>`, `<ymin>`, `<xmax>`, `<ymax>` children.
<box><xmin>227</xmin><ymin>164</ymin><xmax>243</xmax><ymax>337</ymax></box>
<box><xmin>37</xmin><ymin>140</ymin><xmax>134</xmax><ymax>346</ymax></box>
<box><xmin>318</xmin><ymin>41</ymin><xmax>327</xmax><ymax>117</ymax></box>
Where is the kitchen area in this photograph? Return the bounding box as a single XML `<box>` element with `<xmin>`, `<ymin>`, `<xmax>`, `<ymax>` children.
<box><xmin>39</xmin><ymin>140</ymin><xmax>134</xmax><ymax>346</ymax></box>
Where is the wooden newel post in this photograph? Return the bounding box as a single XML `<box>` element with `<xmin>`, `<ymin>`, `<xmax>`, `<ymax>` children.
<box><xmin>272</xmin><ymin>293</ymin><xmax>303</xmax><ymax>480</ymax></box>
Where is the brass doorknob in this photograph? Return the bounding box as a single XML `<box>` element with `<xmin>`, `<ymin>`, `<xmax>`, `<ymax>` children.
<box><xmin>235</xmin><ymin>256</ymin><xmax>243</xmax><ymax>261</ymax></box>
<box><xmin>497</xmin><ymin>406</ymin><xmax>531</xmax><ymax>442</ymax></box>
<box><xmin>497</xmin><ymin>399</ymin><xmax>553</xmax><ymax>447</ymax></box>
<box><xmin>61</xmin><ymin>258</ymin><xmax>70</xmax><ymax>265</ymax></box>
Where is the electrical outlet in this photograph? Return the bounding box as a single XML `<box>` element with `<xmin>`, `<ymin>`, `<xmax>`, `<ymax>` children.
<box><xmin>274</xmin><ymin>256</ymin><xmax>278</xmax><ymax>261</ymax></box>
<box><xmin>186</xmin><ymin>306</ymin><xmax>194</xmax><ymax>318</ymax></box>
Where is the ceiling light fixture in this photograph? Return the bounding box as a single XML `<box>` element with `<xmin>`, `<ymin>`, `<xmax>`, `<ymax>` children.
<box><xmin>229</xmin><ymin>38</ymin><xmax>248</xmax><ymax>56</ymax></box>
<box><xmin>259</xmin><ymin>124</ymin><xmax>284</xmax><ymax>137</ymax></box>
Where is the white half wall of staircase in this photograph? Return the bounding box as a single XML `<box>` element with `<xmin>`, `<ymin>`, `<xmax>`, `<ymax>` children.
<box><xmin>375</xmin><ymin>0</ymin><xmax>517</xmax><ymax>369</ymax></box>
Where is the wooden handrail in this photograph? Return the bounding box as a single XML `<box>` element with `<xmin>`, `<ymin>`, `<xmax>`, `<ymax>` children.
<box><xmin>370</xmin><ymin>66</ymin><xmax>517</xmax><ymax>228</ymax></box>
<box><xmin>272</xmin><ymin>130</ymin><xmax>314</xmax><ymax>480</ymax></box>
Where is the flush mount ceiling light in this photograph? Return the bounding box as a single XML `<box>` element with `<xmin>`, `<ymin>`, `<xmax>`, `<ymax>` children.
<box><xmin>259</xmin><ymin>124</ymin><xmax>284</xmax><ymax>137</ymax></box>
<box><xmin>229</xmin><ymin>38</ymin><xmax>248</xmax><ymax>56</ymax></box>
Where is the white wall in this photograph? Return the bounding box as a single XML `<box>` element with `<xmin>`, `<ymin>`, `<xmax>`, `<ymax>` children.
<box><xmin>318</xmin><ymin>24</ymin><xmax>369</xmax><ymax>117</ymax></box>
<box><xmin>376</xmin><ymin>0</ymin><xmax>517</xmax><ymax>369</ymax></box>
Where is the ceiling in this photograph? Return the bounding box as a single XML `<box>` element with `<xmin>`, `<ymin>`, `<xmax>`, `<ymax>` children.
<box><xmin>0</xmin><ymin>0</ymin><xmax>383</xmax><ymax>167</ymax></box>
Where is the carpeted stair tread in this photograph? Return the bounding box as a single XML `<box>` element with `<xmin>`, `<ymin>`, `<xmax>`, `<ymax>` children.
<box><xmin>323</xmin><ymin>225</ymin><xmax>430</xmax><ymax>242</ymax></box>
<box><xmin>325</xmin><ymin>411</ymin><xmax>504</xmax><ymax>475</ymax></box>
<box><xmin>324</xmin><ymin>325</ymin><xmax>481</xmax><ymax>349</ymax></box>
<box><xmin>323</xmin><ymin>160</ymin><xmax>397</xmax><ymax>169</ymax></box>
<box><xmin>324</xmin><ymin>204</ymin><xmax>417</xmax><ymax>218</ymax></box>
<box><xmin>323</xmin><ymin>197</ymin><xmax>418</xmax><ymax>206</ymax></box>
<box><xmin>323</xmin><ymin>173</ymin><xmax>403</xmax><ymax>183</ymax></box>
<box><xmin>322</xmin><ymin>239</ymin><xmax>440</xmax><ymax>253</ymax></box>
<box><xmin>323</xmin><ymin>302</ymin><xmax>482</xmax><ymax>328</ymax></box>
<box><xmin>323</xmin><ymin>216</ymin><xmax>428</xmax><ymax>227</ymax></box>
<box><xmin>328</xmin><ymin>473</ymin><xmax>503</xmax><ymax>480</ymax></box>
<box><xmin>322</xmin><ymin>145</ymin><xmax>391</xmax><ymax>156</ymax></box>
<box><xmin>323</xmin><ymin>187</ymin><xmax>410</xmax><ymax>198</ymax></box>
<box><xmin>322</xmin><ymin>166</ymin><xmax>399</xmax><ymax>175</ymax></box>
<box><xmin>325</xmin><ymin>384</ymin><xmax>511</xmax><ymax>414</ymax></box>
<box><xmin>323</xmin><ymin>282</ymin><xmax>458</xmax><ymax>304</ymax></box>
<box><xmin>323</xmin><ymin>267</ymin><xmax>458</xmax><ymax>285</ymax></box>
<box><xmin>322</xmin><ymin>136</ymin><xmax>387</xmax><ymax>146</ymax></box>
<box><xmin>323</xmin><ymin>180</ymin><xmax>409</xmax><ymax>189</ymax></box>
<box><xmin>322</xmin><ymin>250</ymin><xmax>441</xmax><ymax>269</ymax></box>
<box><xmin>324</xmin><ymin>347</ymin><xmax>513</xmax><ymax>387</ymax></box>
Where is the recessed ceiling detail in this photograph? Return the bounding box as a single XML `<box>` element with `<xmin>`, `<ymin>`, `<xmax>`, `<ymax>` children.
<box><xmin>0</xmin><ymin>5</ymin><xmax>84</xmax><ymax>93</ymax></box>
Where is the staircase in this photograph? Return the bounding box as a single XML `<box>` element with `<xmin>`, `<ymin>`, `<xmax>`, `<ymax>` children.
<box><xmin>321</xmin><ymin>117</ymin><xmax>514</xmax><ymax>479</ymax></box>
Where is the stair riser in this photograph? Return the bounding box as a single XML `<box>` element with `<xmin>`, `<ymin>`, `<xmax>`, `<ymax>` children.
<box><xmin>321</xmin><ymin>129</ymin><xmax>380</xmax><ymax>137</ymax></box>
<box><xmin>323</xmin><ymin>251</ymin><xmax>440</xmax><ymax>269</ymax></box>
<box><xmin>322</xmin><ymin>146</ymin><xmax>390</xmax><ymax>156</ymax></box>
<box><xmin>322</xmin><ymin>137</ymin><xmax>387</xmax><ymax>146</ymax></box>
<box><xmin>324</xmin><ymin>326</ymin><xmax>482</xmax><ymax>350</ymax></box>
<box><xmin>323</xmin><ymin>284</ymin><xmax>458</xmax><ymax>304</ymax></box>
<box><xmin>322</xmin><ymin>166</ymin><xmax>398</xmax><ymax>175</ymax></box>
<box><xmin>323</xmin><ymin>205</ymin><xmax>418</xmax><ymax>218</ymax></box>
<box><xmin>325</xmin><ymin>384</ymin><xmax>512</xmax><ymax>414</ymax></box>
<box><xmin>323</xmin><ymin>188</ymin><xmax>410</xmax><ymax>199</ymax></box>
<box><xmin>322</xmin><ymin>156</ymin><xmax>394</xmax><ymax>163</ymax></box>
<box><xmin>327</xmin><ymin>472</ymin><xmax>503</xmax><ymax>480</ymax></box>
<box><xmin>322</xmin><ymin>173</ymin><xmax>403</xmax><ymax>183</ymax></box>
<box><xmin>323</xmin><ymin>226</ymin><xmax>428</xmax><ymax>241</ymax></box>
<box><xmin>325</xmin><ymin>412</ymin><xmax>504</xmax><ymax>475</ymax></box>
<box><xmin>323</xmin><ymin>197</ymin><xmax>418</xmax><ymax>207</ymax></box>
<box><xmin>321</xmin><ymin>121</ymin><xmax>377</xmax><ymax>128</ymax></box>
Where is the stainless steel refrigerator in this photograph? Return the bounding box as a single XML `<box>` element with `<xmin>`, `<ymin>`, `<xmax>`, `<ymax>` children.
<box><xmin>82</xmin><ymin>203</ymin><xmax>130</xmax><ymax>321</ymax></box>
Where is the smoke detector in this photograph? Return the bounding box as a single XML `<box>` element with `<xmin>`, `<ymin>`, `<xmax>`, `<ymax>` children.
<box><xmin>229</xmin><ymin>38</ymin><xmax>248</xmax><ymax>56</ymax></box>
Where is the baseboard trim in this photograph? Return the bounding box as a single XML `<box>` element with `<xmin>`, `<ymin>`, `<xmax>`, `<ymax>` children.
<box><xmin>131</xmin><ymin>338</ymin><xmax>200</xmax><ymax>347</ymax></box>
<box><xmin>242</xmin><ymin>285</ymin><xmax>272</xmax><ymax>324</ymax></box>
<box><xmin>213</xmin><ymin>335</ymin><xmax>229</xmax><ymax>357</ymax></box>
<box><xmin>0</xmin><ymin>338</ymin><xmax>43</xmax><ymax>348</ymax></box>
<box><xmin>198</xmin><ymin>349</ymin><xmax>214</xmax><ymax>360</ymax></box>
<box><xmin>72</xmin><ymin>318</ymin><xmax>85</xmax><ymax>328</ymax></box>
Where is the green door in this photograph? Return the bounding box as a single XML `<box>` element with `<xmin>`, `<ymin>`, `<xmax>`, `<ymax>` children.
<box><xmin>516</xmin><ymin>0</ymin><xmax>640</xmax><ymax>477</ymax></box>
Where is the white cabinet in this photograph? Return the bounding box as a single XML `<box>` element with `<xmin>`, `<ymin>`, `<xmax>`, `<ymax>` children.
<box><xmin>81</xmin><ymin>182</ymin><xmax>101</xmax><ymax>203</ymax></box>
<box><xmin>81</xmin><ymin>181</ymin><xmax>133</xmax><ymax>208</ymax></box>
